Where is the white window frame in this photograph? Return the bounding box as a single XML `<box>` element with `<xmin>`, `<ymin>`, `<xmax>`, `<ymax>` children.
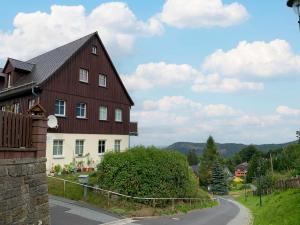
<box><xmin>114</xmin><ymin>140</ymin><xmax>121</xmax><ymax>152</ymax></box>
<box><xmin>115</xmin><ymin>109</ymin><xmax>122</xmax><ymax>122</ymax></box>
<box><xmin>53</xmin><ymin>140</ymin><xmax>64</xmax><ymax>157</ymax></box>
<box><xmin>98</xmin><ymin>140</ymin><xmax>106</xmax><ymax>154</ymax></box>
<box><xmin>76</xmin><ymin>103</ymin><xmax>87</xmax><ymax>119</ymax></box>
<box><xmin>79</xmin><ymin>68</ymin><xmax>89</xmax><ymax>83</ymax></box>
<box><xmin>99</xmin><ymin>106</ymin><xmax>108</xmax><ymax>121</ymax></box>
<box><xmin>99</xmin><ymin>74</ymin><xmax>107</xmax><ymax>87</ymax></box>
<box><xmin>13</xmin><ymin>103</ymin><xmax>20</xmax><ymax>114</ymax></box>
<box><xmin>75</xmin><ymin>140</ymin><xmax>84</xmax><ymax>156</ymax></box>
<box><xmin>55</xmin><ymin>99</ymin><xmax>66</xmax><ymax>117</ymax></box>
<box><xmin>92</xmin><ymin>46</ymin><xmax>97</xmax><ymax>55</ymax></box>
<box><xmin>28</xmin><ymin>99</ymin><xmax>35</xmax><ymax>109</ymax></box>
<box><xmin>7</xmin><ymin>74</ymin><xmax>11</xmax><ymax>88</ymax></box>
<box><xmin>1</xmin><ymin>106</ymin><xmax>5</xmax><ymax>112</ymax></box>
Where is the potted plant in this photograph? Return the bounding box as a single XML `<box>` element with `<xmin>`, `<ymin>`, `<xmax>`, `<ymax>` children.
<box><xmin>76</xmin><ymin>161</ymin><xmax>84</xmax><ymax>172</ymax></box>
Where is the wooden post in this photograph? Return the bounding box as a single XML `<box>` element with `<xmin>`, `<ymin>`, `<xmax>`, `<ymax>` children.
<box><xmin>107</xmin><ymin>192</ymin><xmax>110</xmax><ymax>207</ymax></box>
<box><xmin>63</xmin><ymin>180</ymin><xmax>66</xmax><ymax>198</ymax></box>
<box><xmin>172</xmin><ymin>199</ymin><xmax>175</xmax><ymax>211</ymax></box>
<box><xmin>152</xmin><ymin>199</ymin><xmax>156</xmax><ymax>208</ymax></box>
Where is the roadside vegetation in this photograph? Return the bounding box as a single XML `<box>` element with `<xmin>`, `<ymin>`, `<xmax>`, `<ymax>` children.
<box><xmin>48</xmin><ymin>146</ymin><xmax>216</xmax><ymax>217</ymax></box>
<box><xmin>235</xmin><ymin>189</ymin><xmax>300</xmax><ymax>225</ymax></box>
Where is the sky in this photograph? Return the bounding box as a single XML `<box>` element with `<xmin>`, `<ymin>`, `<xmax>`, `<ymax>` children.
<box><xmin>1</xmin><ymin>0</ymin><xmax>300</xmax><ymax>146</ymax></box>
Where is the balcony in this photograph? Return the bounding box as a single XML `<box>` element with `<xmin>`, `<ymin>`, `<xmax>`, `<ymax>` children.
<box><xmin>129</xmin><ymin>122</ymin><xmax>138</xmax><ymax>136</ymax></box>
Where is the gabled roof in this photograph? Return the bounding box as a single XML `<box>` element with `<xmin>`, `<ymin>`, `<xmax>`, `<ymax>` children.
<box><xmin>14</xmin><ymin>32</ymin><xmax>95</xmax><ymax>87</ymax></box>
<box><xmin>8</xmin><ymin>58</ymin><xmax>35</xmax><ymax>72</ymax></box>
<box><xmin>0</xmin><ymin>32</ymin><xmax>134</xmax><ymax>105</ymax></box>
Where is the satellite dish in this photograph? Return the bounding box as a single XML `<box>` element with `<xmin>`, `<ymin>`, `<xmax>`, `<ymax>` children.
<box><xmin>47</xmin><ymin>115</ymin><xmax>58</xmax><ymax>129</ymax></box>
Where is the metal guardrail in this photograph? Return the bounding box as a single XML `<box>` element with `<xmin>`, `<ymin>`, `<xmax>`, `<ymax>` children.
<box><xmin>48</xmin><ymin>176</ymin><xmax>214</xmax><ymax>209</ymax></box>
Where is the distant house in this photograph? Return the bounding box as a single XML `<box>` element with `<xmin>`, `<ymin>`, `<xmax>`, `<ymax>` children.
<box><xmin>0</xmin><ymin>32</ymin><xmax>138</xmax><ymax>170</ymax></box>
<box><xmin>235</xmin><ymin>162</ymin><xmax>248</xmax><ymax>177</ymax></box>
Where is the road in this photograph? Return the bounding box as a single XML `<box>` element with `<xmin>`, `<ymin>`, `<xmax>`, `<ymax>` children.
<box><xmin>50</xmin><ymin>196</ymin><xmax>250</xmax><ymax>225</ymax></box>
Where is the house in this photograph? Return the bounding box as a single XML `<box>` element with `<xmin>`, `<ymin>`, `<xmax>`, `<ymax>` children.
<box><xmin>0</xmin><ymin>32</ymin><xmax>138</xmax><ymax>170</ymax></box>
<box><xmin>235</xmin><ymin>162</ymin><xmax>248</xmax><ymax>178</ymax></box>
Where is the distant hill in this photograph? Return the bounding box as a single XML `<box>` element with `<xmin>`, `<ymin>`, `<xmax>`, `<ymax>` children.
<box><xmin>166</xmin><ymin>141</ymin><xmax>296</xmax><ymax>158</ymax></box>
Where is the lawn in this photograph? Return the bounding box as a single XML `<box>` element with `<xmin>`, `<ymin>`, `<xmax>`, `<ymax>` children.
<box><xmin>48</xmin><ymin>173</ymin><xmax>217</xmax><ymax>217</ymax></box>
<box><xmin>235</xmin><ymin>189</ymin><xmax>300</xmax><ymax>225</ymax></box>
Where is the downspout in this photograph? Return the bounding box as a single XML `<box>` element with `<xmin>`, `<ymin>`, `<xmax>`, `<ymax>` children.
<box><xmin>31</xmin><ymin>84</ymin><xmax>39</xmax><ymax>103</ymax></box>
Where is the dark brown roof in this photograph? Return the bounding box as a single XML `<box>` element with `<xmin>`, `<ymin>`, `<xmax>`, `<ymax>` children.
<box><xmin>0</xmin><ymin>32</ymin><xmax>134</xmax><ymax>105</ymax></box>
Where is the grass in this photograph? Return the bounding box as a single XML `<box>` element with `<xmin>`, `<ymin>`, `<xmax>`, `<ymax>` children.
<box><xmin>235</xmin><ymin>189</ymin><xmax>300</xmax><ymax>225</ymax></box>
<box><xmin>48</xmin><ymin>173</ymin><xmax>217</xmax><ymax>217</ymax></box>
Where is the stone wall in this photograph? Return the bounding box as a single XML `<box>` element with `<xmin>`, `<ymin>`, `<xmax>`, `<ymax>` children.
<box><xmin>0</xmin><ymin>158</ymin><xmax>50</xmax><ymax>225</ymax></box>
<box><xmin>0</xmin><ymin>110</ymin><xmax>50</xmax><ymax>225</ymax></box>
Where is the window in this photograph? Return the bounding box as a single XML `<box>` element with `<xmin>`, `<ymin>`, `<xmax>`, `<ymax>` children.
<box><xmin>13</xmin><ymin>103</ymin><xmax>20</xmax><ymax>114</ymax></box>
<box><xmin>55</xmin><ymin>100</ymin><xmax>66</xmax><ymax>117</ymax></box>
<box><xmin>1</xmin><ymin>106</ymin><xmax>5</xmax><ymax>112</ymax></box>
<box><xmin>115</xmin><ymin>109</ymin><xmax>122</xmax><ymax>122</ymax></box>
<box><xmin>79</xmin><ymin>68</ymin><xmax>89</xmax><ymax>83</ymax></box>
<box><xmin>76</xmin><ymin>103</ymin><xmax>87</xmax><ymax>118</ymax></box>
<box><xmin>53</xmin><ymin>140</ymin><xmax>63</xmax><ymax>157</ymax></box>
<box><xmin>28</xmin><ymin>99</ymin><xmax>35</xmax><ymax>109</ymax></box>
<box><xmin>114</xmin><ymin>140</ymin><xmax>121</xmax><ymax>152</ymax></box>
<box><xmin>7</xmin><ymin>74</ymin><xmax>11</xmax><ymax>88</ymax></box>
<box><xmin>75</xmin><ymin>140</ymin><xmax>84</xmax><ymax>156</ymax></box>
<box><xmin>99</xmin><ymin>106</ymin><xmax>108</xmax><ymax>121</ymax></box>
<box><xmin>98</xmin><ymin>140</ymin><xmax>106</xmax><ymax>154</ymax></box>
<box><xmin>92</xmin><ymin>46</ymin><xmax>97</xmax><ymax>54</ymax></box>
<box><xmin>99</xmin><ymin>74</ymin><xmax>107</xmax><ymax>87</ymax></box>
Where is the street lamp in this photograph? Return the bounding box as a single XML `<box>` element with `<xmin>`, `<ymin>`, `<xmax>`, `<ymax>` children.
<box><xmin>287</xmin><ymin>0</ymin><xmax>300</xmax><ymax>28</ymax></box>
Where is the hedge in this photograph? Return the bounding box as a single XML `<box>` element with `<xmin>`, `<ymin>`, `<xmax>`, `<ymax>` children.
<box><xmin>96</xmin><ymin>146</ymin><xmax>200</xmax><ymax>198</ymax></box>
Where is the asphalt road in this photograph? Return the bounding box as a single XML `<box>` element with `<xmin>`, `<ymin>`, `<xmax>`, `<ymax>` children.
<box><xmin>136</xmin><ymin>198</ymin><xmax>240</xmax><ymax>225</ymax></box>
<box><xmin>50</xmin><ymin>196</ymin><xmax>249</xmax><ymax>225</ymax></box>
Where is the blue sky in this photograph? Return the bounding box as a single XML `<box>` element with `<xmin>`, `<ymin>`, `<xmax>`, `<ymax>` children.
<box><xmin>1</xmin><ymin>0</ymin><xmax>300</xmax><ymax>146</ymax></box>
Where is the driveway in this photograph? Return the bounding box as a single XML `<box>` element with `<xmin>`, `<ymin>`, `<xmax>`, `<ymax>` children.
<box><xmin>50</xmin><ymin>195</ymin><xmax>251</xmax><ymax>225</ymax></box>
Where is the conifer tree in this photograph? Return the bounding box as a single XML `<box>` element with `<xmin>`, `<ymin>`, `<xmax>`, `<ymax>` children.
<box><xmin>211</xmin><ymin>160</ymin><xmax>228</xmax><ymax>195</ymax></box>
<box><xmin>199</xmin><ymin>136</ymin><xmax>220</xmax><ymax>186</ymax></box>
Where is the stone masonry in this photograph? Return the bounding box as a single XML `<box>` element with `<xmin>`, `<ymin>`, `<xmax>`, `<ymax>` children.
<box><xmin>0</xmin><ymin>111</ymin><xmax>50</xmax><ymax>225</ymax></box>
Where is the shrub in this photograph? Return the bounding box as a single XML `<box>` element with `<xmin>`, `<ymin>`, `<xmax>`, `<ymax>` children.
<box><xmin>54</xmin><ymin>164</ymin><xmax>62</xmax><ymax>174</ymax></box>
<box><xmin>96</xmin><ymin>146</ymin><xmax>200</xmax><ymax>198</ymax></box>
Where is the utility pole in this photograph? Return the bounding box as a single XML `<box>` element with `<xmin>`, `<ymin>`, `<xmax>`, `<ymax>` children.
<box><xmin>269</xmin><ymin>152</ymin><xmax>274</xmax><ymax>175</ymax></box>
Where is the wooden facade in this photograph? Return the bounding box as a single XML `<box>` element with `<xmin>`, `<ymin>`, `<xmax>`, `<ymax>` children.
<box><xmin>0</xmin><ymin>33</ymin><xmax>137</xmax><ymax>136</ymax></box>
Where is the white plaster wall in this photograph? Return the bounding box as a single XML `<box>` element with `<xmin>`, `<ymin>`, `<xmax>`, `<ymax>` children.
<box><xmin>46</xmin><ymin>133</ymin><xmax>129</xmax><ymax>171</ymax></box>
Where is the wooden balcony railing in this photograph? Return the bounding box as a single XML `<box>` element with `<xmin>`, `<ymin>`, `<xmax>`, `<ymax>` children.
<box><xmin>129</xmin><ymin>122</ymin><xmax>138</xmax><ymax>136</ymax></box>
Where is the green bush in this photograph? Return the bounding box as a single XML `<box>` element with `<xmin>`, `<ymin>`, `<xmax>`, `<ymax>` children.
<box><xmin>96</xmin><ymin>146</ymin><xmax>201</xmax><ymax>198</ymax></box>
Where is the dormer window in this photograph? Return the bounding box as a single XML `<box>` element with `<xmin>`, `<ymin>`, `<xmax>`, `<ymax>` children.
<box><xmin>92</xmin><ymin>46</ymin><xmax>97</xmax><ymax>55</ymax></box>
<box><xmin>79</xmin><ymin>68</ymin><xmax>89</xmax><ymax>83</ymax></box>
<box><xmin>7</xmin><ymin>74</ymin><xmax>11</xmax><ymax>88</ymax></box>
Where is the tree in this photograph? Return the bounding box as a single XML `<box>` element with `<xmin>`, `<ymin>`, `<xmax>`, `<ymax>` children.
<box><xmin>187</xmin><ymin>149</ymin><xmax>199</xmax><ymax>166</ymax></box>
<box><xmin>296</xmin><ymin>130</ymin><xmax>300</xmax><ymax>143</ymax></box>
<box><xmin>199</xmin><ymin>136</ymin><xmax>220</xmax><ymax>186</ymax></box>
<box><xmin>246</xmin><ymin>152</ymin><xmax>267</xmax><ymax>183</ymax></box>
<box><xmin>211</xmin><ymin>161</ymin><xmax>228</xmax><ymax>195</ymax></box>
<box><xmin>239</xmin><ymin>145</ymin><xmax>259</xmax><ymax>162</ymax></box>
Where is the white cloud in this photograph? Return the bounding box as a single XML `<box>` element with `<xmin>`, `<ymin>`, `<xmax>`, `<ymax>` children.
<box><xmin>159</xmin><ymin>0</ymin><xmax>249</xmax><ymax>28</ymax></box>
<box><xmin>121</xmin><ymin>62</ymin><xmax>199</xmax><ymax>91</ymax></box>
<box><xmin>192</xmin><ymin>73</ymin><xmax>264</xmax><ymax>93</ymax></box>
<box><xmin>122</xmin><ymin>62</ymin><xmax>263</xmax><ymax>93</ymax></box>
<box><xmin>131</xmin><ymin>96</ymin><xmax>299</xmax><ymax>146</ymax></box>
<box><xmin>0</xmin><ymin>3</ymin><xmax>163</xmax><ymax>60</ymax></box>
<box><xmin>202</xmin><ymin>39</ymin><xmax>300</xmax><ymax>78</ymax></box>
<box><xmin>276</xmin><ymin>105</ymin><xmax>300</xmax><ymax>116</ymax></box>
